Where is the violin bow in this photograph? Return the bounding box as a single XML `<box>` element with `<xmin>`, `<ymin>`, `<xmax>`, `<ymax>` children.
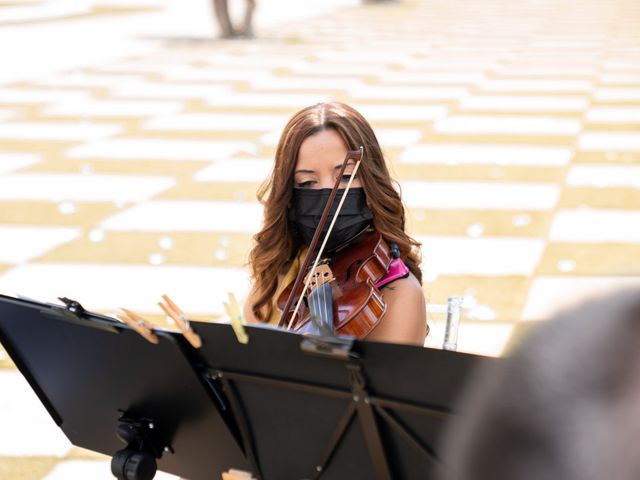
<box><xmin>278</xmin><ymin>146</ymin><xmax>364</xmax><ymax>330</ymax></box>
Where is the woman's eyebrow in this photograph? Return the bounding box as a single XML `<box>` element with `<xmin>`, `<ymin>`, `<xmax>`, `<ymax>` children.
<box><xmin>294</xmin><ymin>168</ymin><xmax>316</xmax><ymax>174</ymax></box>
<box><xmin>334</xmin><ymin>160</ymin><xmax>354</xmax><ymax>171</ymax></box>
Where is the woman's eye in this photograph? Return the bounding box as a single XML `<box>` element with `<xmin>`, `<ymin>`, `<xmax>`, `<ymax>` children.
<box><xmin>341</xmin><ymin>173</ymin><xmax>356</xmax><ymax>182</ymax></box>
<box><xmin>296</xmin><ymin>180</ymin><xmax>315</xmax><ymax>188</ymax></box>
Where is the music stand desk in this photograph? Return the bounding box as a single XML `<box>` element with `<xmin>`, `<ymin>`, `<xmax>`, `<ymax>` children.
<box><xmin>0</xmin><ymin>294</ymin><xmax>249</xmax><ymax>480</ymax></box>
<box><xmin>193</xmin><ymin>322</ymin><xmax>491</xmax><ymax>480</ymax></box>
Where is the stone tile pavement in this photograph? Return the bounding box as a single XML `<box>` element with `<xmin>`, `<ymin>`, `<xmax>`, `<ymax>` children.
<box><xmin>0</xmin><ymin>0</ymin><xmax>639</xmax><ymax>477</ymax></box>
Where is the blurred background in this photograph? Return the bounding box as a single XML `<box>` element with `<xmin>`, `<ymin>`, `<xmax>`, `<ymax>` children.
<box><xmin>0</xmin><ymin>0</ymin><xmax>639</xmax><ymax>477</ymax></box>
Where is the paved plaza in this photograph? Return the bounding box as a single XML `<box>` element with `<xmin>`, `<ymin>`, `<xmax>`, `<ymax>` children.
<box><xmin>0</xmin><ymin>0</ymin><xmax>639</xmax><ymax>477</ymax></box>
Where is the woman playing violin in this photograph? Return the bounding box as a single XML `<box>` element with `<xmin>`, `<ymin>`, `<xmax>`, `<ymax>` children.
<box><xmin>243</xmin><ymin>102</ymin><xmax>427</xmax><ymax>346</ymax></box>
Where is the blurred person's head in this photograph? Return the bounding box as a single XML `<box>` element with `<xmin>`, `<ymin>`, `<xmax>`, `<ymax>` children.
<box><xmin>438</xmin><ymin>288</ymin><xmax>640</xmax><ymax>480</ymax></box>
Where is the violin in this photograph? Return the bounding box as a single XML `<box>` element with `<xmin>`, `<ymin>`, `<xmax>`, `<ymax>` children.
<box><xmin>277</xmin><ymin>228</ymin><xmax>392</xmax><ymax>338</ymax></box>
<box><xmin>276</xmin><ymin>146</ymin><xmax>392</xmax><ymax>339</ymax></box>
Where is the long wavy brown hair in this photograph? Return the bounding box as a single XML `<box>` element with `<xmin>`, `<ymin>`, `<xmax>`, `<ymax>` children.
<box><xmin>248</xmin><ymin>102</ymin><xmax>422</xmax><ymax>322</ymax></box>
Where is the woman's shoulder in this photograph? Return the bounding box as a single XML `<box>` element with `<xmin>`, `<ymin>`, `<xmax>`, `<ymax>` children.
<box><xmin>380</xmin><ymin>271</ymin><xmax>424</xmax><ymax>302</ymax></box>
<box><xmin>368</xmin><ymin>271</ymin><xmax>427</xmax><ymax>345</ymax></box>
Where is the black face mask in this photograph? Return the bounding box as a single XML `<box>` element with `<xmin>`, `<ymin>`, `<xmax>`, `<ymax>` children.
<box><xmin>289</xmin><ymin>188</ymin><xmax>374</xmax><ymax>252</ymax></box>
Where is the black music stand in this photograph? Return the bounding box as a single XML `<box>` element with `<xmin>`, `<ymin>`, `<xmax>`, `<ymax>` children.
<box><xmin>0</xmin><ymin>293</ymin><xmax>491</xmax><ymax>480</ymax></box>
<box><xmin>191</xmin><ymin>321</ymin><xmax>492</xmax><ymax>480</ymax></box>
<box><xmin>0</xmin><ymin>294</ymin><xmax>250</xmax><ymax>480</ymax></box>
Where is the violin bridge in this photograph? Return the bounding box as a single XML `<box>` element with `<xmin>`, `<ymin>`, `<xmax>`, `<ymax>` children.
<box><xmin>304</xmin><ymin>261</ymin><xmax>335</xmax><ymax>290</ymax></box>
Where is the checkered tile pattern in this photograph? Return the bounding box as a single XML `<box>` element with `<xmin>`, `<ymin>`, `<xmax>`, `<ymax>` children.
<box><xmin>1</xmin><ymin>0</ymin><xmax>639</xmax><ymax>477</ymax></box>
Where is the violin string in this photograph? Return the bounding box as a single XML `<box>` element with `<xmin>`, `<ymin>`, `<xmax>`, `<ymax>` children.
<box><xmin>287</xmin><ymin>147</ymin><xmax>364</xmax><ymax>331</ymax></box>
<box><xmin>325</xmin><ymin>276</ymin><xmax>331</xmax><ymax>334</ymax></box>
<box><xmin>317</xmin><ymin>271</ymin><xmax>328</xmax><ymax>335</ymax></box>
<box><xmin>325</xmin><ymin>275</ymin><xmax>329</xmax><ymax>332</ymax></box>
<box><xmin>320</xmin><ymin>276</ymin><xmax>325</xmax><ymax>332</ymax></box>
<box><xmin>316</xmin><ymin>274</ymin><xmax>324</xmax><ymax>325</ymax></box>
<box><xmin>322</xmin><ymin>273</ymin><xmax>327</xmax><ymax>333</ymax></box>
<box><xmin>311</xmin><ymin>270</ymin><xmax>326</xmax><ymax>334</ymax></box>
<box><xmin>312</xmin><ymin>274</ymin><xmax>317</xmax><ymax>329</ymax></box>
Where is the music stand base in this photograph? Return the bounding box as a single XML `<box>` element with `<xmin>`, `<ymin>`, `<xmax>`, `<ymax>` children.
<box><xmin>111</xmin><ymin>448</ymin><xmax>157</xmax><ymax>480</ymax></box>
<box><xmin>110</xmin><ymin>414</ymin><xmax>170</xmax><ymax>480</ymax></box>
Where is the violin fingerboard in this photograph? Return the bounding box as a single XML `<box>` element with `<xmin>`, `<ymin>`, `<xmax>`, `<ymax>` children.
<box><xmin>306</xmin><ymin>283</ymin><xmax>335</xmax><ymax>337</ymax></box>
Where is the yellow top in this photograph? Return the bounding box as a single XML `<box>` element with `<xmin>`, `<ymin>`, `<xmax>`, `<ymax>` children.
<box><xmin>267</xmin><ymin>246</ymin><xmax>308</xmax><ymax>326</ymax></box>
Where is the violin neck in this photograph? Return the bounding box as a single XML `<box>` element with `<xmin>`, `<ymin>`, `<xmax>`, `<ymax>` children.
<box><xmin>307</xmin><ymin>283</ymin><xmax>335</xmax><ymax>337</ymax></box>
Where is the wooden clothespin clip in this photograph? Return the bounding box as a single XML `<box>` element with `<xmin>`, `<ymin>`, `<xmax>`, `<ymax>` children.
<box><xmin>158</xmin><ymin>294</ymin><xmax>202</xmax><ymax>349</ymax></box>
<box><xmin>223</xmin><ymin>292</ymin><xmax>248</xmax><ymax>344</ymax></box>
<box><xmin>118</xmin><ymin>308</ymin><xmax>159</xmax><ymax>344</ymax></box>
<box><xmin>222</xmin><ymin>469</ymin><xmax>256</xmax><ymax>480</ymax></box>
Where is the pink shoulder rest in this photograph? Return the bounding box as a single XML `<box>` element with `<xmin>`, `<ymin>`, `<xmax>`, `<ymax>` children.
<box><xmin>376</xmin><ymin>258</ymin><xmax>410</xmax><ymax>289</ymax></box>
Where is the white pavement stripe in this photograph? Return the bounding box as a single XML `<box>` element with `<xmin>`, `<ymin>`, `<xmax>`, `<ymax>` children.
<box><xmin>289</xmin><ymin>64</ymin><xmax>393</xmax><ymax>76</ymax></box>
<box><xmin>594</xmin><ymin>88</ymin><xmax>640</xmax><ymax>101</ymax></box>
<box><xmin>0</xmin><ymin>226</ymin><xmax>79</xmax><ymax>264</ymax></box>
<box><xmin>0</xmin><ymin>3</ymin><xmax>89</xmax><ymax>23</ymax></box>
<box><xmin>144</xmin><ymin>113</ymin><xmax>289</xmax><ymax>132</ymax></box>
<box><xmin>201</xmin><ymin>55</ymin><xmax>304</xmax><ymax>69</ymax></box>
<box><xmin>194</xmin><ymin>159</ymin><xmax>273</xmax><ymax>183</ymax></box>
<box><xmin>98</xmin><ymin>62</ymin><xmax>214</xmax><ymax>74</ymax></box>
<box><xmin>402</xmin><ymin>181</ymin><xmax>560</xmax><ymax>210</ymax></box>
<box><xmin>0</xmin><ymin>123</ymin><xmax>122</xmax><ymax>141</ymax></box>
<box><xmin>0</xmin><ymin>109</ymin><xmax>14</xmax><ymax>121</ymax></box>
<box><xmin>585</xmin><ymin>108</ymin><xmax>640</xmax><ymax>123</ymax></box>
<box><xmin>459</xmin><ymin>95</ymin><xmax>589</xmax><ymax>112</ymax></box>
<box><xmin>494</xmin><ymin>66</ymin><xmax>597</xmax><ymax>76</ymax></box>
<box><xmin>163</xmin><ymin>67</ymin><xmax>274</xmax><ymax>82</ymax></box>
<box><xmin>598</xmin><ymin>73</ymin><xmax>640</xmax><ymax>84</ymax></box>
<box><xmin>67</xmin><ymin>139</ymin><xmax>257</xmax><ymax>161</ymax></box>
<box><xmin>398</xmin><ymin>63</ymin><xmax>493</xmax><ymax>72</ymax></box>
<box><xmin>111</xmin><ymin>83</ymin><xmax>232</xmax><ymax>100</ymax></box>
<box><xmin>352</xmin><ymin>104</ymin><xmax>448</xmax><ymax>121</ymax></box>
<box><xmin>603</xmin><ymin>60</ymin><xmax>640</xmax><ymax>71</ymax></box>
<box><xmin>0</xmin><ymin>371</ymin><xmax>72</xmax><ymax>457</ymax></box>
<box><xmin>0</xmin><ymin>264</ymin><xmax>251</xmax><ymax>315</ymax></box>
<box><xmin>44</xmin><ymin>100</ymin><xmax>185</xmax><ymax>117</ymax></box>
<box><xmin>375</xmin><ymin>128</ymin><xmax>423</xmax><ymax>146</ymax></box>
<box><xmin>549</xmin><ymin>209</ymin><xmax>640</xmax><ymax>243</ymax></box>
<box><xmin>250</xmin><ymin>76</ymin><xmax>364</xmax><ymax>90</ymax></box>
<box><xmin>522</xmin><ymin>277</ymin><xmax>640</xmax><ymax>321</ymax></box>
<box><xmin>311</xmin><ymin>50</ymin><xmax>417</xmax><ymax>63</ymax></box>
<box><xmin>207</xmin><ymin>93</ymin><xmax>330</xmax><ymax>108</ymax></box>
<box><xmin>350</xmin><ymin>86</ymin><xmax>468</xmax><ymax>101</ymax></box>
<box><xmin>100</xmin><ymin>200</ymin><xmax>263</xmax><ymax>233</ymax></box>
<box><xmin>377</xmin><ymin>72</ymin><xmax>486</xmax><ymax>85</ymax></box>
<box><xmin>0</xmin><ymin>174</ymin><xmax>175</xmax><ymax>202</ymax></box>
<box><xmin>0</xmin><ymin>89</ymin><xmax>91</xmax><ymax>104</ymax></box>
<box><xmin>433</xmin><ymin>115</ymin><xmax>582</xmax><ymax>135</ymax></box>
<box><xmin>401</xmin><ymin>144</ymin><xmax>572</xmax><ymax>166</ymax></box>
<box><xmin>507</xmin><ymin>53</ymin><xmax>599</xmax><ymax>61</ymax></box>
<box><xmin>43</xmin><ymin>460</ymin><xmax>179</xmax><ymax>480</ymax></box>
<box><xmin>479</xmin><ymin>79</ymin><xmax>593</xmax><ymax>92</ymax></box>
<box><xmin>34</xmin><ymin>73</ymin><xmax>148</xmax><ymax>88</ymax></box>
<box><xmin>0</xmin><ymin>152</ymin><xmax>41</xmax><ymax>173</ymax></box>
<box><xmin>578</xmin><ymin>132</ymin><xmax>640</xmax><ymax>151</ymax></box>
<box><xmin>567</xmin><ymin>165</ymin><xmax>640</xmax><ymax>188</ymax></box>
<box><xmin>418</xmin><ymin>235</ymin><xmax>545</xmax><ymax>275</ymax></box>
